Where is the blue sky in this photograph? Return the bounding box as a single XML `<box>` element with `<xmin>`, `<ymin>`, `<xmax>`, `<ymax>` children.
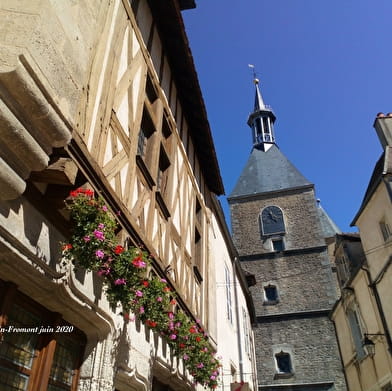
<box><xmin>183</xmin><ymin>0</ymin><xmax>392</xmax><ymax>233</ymax></box>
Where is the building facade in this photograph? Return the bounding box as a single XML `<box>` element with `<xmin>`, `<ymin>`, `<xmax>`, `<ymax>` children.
<box><xmin>0</xmin><ymin>1</ymin><xmax>256</xmax><ymax>390</ymax></box>
<box><xmin>228</xmin><ymin>79</ymin><xmax>347</xmax><ymax>390</ymax></box>
<box><xmin>331</xmin><ymin>114</ymin><xmax>392</xmax><ymax>391</ymax></box>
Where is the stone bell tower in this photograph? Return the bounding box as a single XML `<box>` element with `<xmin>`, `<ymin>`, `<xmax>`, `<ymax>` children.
<box><xmin>228</xmin><ymin>78</ymin><xmax>347</xmax><ymax>391</ymax></box>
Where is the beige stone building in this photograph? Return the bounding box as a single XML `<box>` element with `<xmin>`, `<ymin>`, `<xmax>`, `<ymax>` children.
<box><xmin>331</xmin><ymin>114</ymin><xmax>392</xmax><ymax>391</ymax></box>
<box><xmin>0</xmin><ymin>1</ymin><xmax>256</xmax><ymax>390</ymax></box>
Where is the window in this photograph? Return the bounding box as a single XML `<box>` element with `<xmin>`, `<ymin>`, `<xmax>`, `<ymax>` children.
<box><xmin>157</xmin><ymin>145</ymin><xmax>170</xmax><ymax>194</ymax></box>
<box><xmin>347</xmin><ymin>308</ymin><xmax>366</xmax><ymax>360</ymax></box>
<box><xmin>261</xmin><ymin>206</ymin><xmax>285</xmax><ymax>236</ymax></box>
<box><xmin>275</xmin><ymin>351</ymin><xmax>293</xmax><ymax>377</ymax></box>
<box><xmin>225</xmin><ymin>265</ymin><xmax>233</xmax><ymax>324</ymax></box>
<box><xmin>264</xmin><ymin>285</ymin><xmax>278</xmax><ymax>304</ymax></box>
<box><xmin>0</xmin><ymin>282</ymin><xmax>85</xmax><ymax>390</ymax></box>
<box><xmin>272</xmin><ymin>238</ymin><xmax>284</xmax><ymax>252</ymax></box>
<box><xmin>242</xmin><ymin>308</ymin><xmax>250</xmax><ymax>356</ymax></box>
<box><xmin>137</xmin><ymin>109</ymin><xmax>155</xmax><ymax>159</ymax></box>
<box><xmin>380</xmin><ymin>219</ymin><xmax>392</xmax><ymax>241</ymax></box>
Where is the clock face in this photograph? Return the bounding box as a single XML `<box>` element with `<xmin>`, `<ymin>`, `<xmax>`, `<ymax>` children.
<box><xmin>261</xmin><ymin>206</ymin><xmax>285</xmax><ymax>236</ymax></box>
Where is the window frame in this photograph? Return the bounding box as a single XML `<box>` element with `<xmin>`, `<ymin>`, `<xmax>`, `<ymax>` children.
<box><xmin>0</xmin><ymin>281</ymin><xmax>86</xmax><ymax>391</ymax></box>
<box><xmin>263</xmin><ymin>284</ymin><xmax>279</xmax><ymax>305</ymax></box>
<box><xmin>224</xmin><ymin>265</ymin><xmax>233</xmax><ymax>324</ymax></box>
<box><xmin>379</xmin><ymin>219</ymin><xmax>392</xmax><ymax>242</ymax></box>
<box><xmin>274</xmin><ymin>350</ymin><xmax>294</xmax><ymax>379</ymax></box>
<box><xmin>346</xmin><ymin>306</ymin><xmax>366</xmax><ymax>360</ymax></box>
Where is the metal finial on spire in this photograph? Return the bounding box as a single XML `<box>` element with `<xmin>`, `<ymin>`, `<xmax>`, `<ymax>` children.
<box><xmin>248</xmin><ymin>64</ymin><xmax>265</xmax><ymax>110</ymax></box>
<box><xmin>248</xmin><ymin>64</ymin><xmax>259</xmax><ymax>85</ymax></box>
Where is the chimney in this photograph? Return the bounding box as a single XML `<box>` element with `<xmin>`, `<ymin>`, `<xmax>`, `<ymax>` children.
<box><xmin>374</xmin><ymin>112</ymin><xmax>392</xmax><ymax>150</ymax></box>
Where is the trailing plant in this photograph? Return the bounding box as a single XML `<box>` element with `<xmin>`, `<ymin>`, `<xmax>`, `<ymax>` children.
<box><xmin>62</xmin><ymin>188</ymin><xmax>220</xmax><ymax>388</ymax></box>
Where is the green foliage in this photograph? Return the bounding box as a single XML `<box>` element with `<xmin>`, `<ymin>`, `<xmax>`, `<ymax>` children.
<box><xmin>62</xmin><ymin>188</ymin><xmax>220</xmax><ymax>388</ymax></box>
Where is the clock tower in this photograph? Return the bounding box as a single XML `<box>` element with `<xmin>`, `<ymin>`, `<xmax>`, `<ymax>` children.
<box><xmin>228</xmin><ymin>79</ymin><xmax>347</xmax><ymax>390</ymax></box>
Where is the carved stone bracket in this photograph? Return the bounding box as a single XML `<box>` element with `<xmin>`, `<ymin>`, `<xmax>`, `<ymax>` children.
<box><xmin>0</xmin><ymin>54</ymin><xmax>72</xmax><ymax>200</ymax></box>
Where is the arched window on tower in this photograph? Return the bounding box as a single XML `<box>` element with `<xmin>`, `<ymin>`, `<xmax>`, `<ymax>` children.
<box><xmin>254</xmin><ymin>118</ymin><xmax>263</xmax><ymax>144</ymax></box>
<box><xmin>274</xmin><ymin>351</ymin><xmax>293</xmax><ymax>378</ymax></box>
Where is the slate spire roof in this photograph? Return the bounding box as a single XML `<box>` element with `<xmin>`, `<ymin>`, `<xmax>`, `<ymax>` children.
<box><xmin>228</xmin><ymin>144</ymin><xmax>312</xmax><ymax>199</ymax></box>
<box><xmin>317</xmin><ymin>200</ymin><xmax>342</xmax><ymax>238</ymax></box>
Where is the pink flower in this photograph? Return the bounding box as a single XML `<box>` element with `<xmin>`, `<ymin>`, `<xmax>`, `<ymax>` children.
<box><xmin>83</xmin><ymin>236</ymin><xmax>91</xmax><ymax>242</ymax></box>
<box><xmin>93</xmin><ymin>230</ymin><xmax>105</xmax><ymax>241</ymax></box>
<box><xmin>139</xmin><ymin>306</ymin><xmax>145</xmax><ymax>314</ymax></box>
<box><xmin>210</xmin><ymin>376</ymin><xmax>216</xmax><ymax>380</ymax></box>
<box><xmin>160</xmin><ymin>278</ymin><xmax>167</xmax><ymax>283</ymax></box>
<box><xmin>170</xmin><ymin>334</ymin><xmax>177</xmax><ymax>340</ymax></box>
<box><xmin>98</xmin><ymin>223</ymin><xmax>105</xmax><ymax>229</ymax></box>
<box><xmin>168</xmin><ymin>312</ymin><xmax>174</xmax><ymax>320</ymax></box>
<box><xmin>183</xmin><ymin>354</ymin><xmax>189</xmax><ymax>361</ymax></box>
<box><xmin>114</xmin><ymin>278</ymin><xmax>126</xmax><ymax>285</ymax></box>
<box><xmin>102</xmin><ymin>205</ymin><xmax>108</xmax><ymax>212</ymax></box>
<box><xmin>97</xmin><ymin>268</ymin><xmax>111</xmax><ymax>276</ymax></box>
<box><xmin>132</xmin><ymin>256</ymin><xmax>146</xmax><ymax>268</ymax></box>
<box><xmin>95</xmin><ymin>250</ymin><xmax>105</xmax><ymax>258</ymax></box>
<box><xmin>197</xmin><ymin>363</ymin><xmax>204</xmax><ymax>369</ymax></box>
<box><xmin>135</xmin><ymin>290</ymin><xmax>143</xmax><ymax>297</ymax></box>
<box><xmin>157</xmin><ymin>296</ymin><xmax>163</xmax><ymax>302</ymax></box>
<box><xmin>124</xmin><ymin>313</ymin><xmax>135</xmax><ymax>322</ymax></box>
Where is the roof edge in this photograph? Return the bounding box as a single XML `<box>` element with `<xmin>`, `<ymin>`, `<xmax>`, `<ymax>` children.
<box><xmin>228</xmin><ymin>183</ymin><xmax>315</xmax><ymax>203</ymax></box>
<box><xmin>147</xmin><ymin>0</ymin><xmax>224</xmax><ymax>195</ymax></box>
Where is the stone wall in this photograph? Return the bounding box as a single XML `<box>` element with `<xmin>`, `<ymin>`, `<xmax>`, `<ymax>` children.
<box><xmin>242</xmin><ymin>249</ymin><xmax>336</xmax><ymax>317</ymax></box>
<box><xmin>230</xmin><ymin>188</ymin><xmax>326</xmax><ymax>256</ymax></box>
<box><xmin>230</xmin><ymin>183</ymin><xmax>346</xmax><ymax>389</ymax></box>
<box><xmin>254</xmin><ymin>316</ymin><xmax>347</xmax><ymax>390</ymax></box>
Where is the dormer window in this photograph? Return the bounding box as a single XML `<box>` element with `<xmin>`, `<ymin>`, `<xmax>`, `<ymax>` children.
<box><xmin>261</xmin><ymin>206</ymin><xmax>285</xmax><ymax>236</ymax></box>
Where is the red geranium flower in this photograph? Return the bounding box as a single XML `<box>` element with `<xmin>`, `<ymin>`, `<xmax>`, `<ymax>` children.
<box><xmin>196</xmin><ymin>336</ymin><xmax>201</xmax><ymax>342</ymax></box>
<box><xmin>189</xmin><ymin>327</ymin><xmax>197</xmax><ymax>334</ymax></box>
<box><xmin>142</xmin><ymin>280</ymin><xmax>149</xmax><ymax>287</ymax></box>
<box><xmin>62</xmin><ymin>243</ymin><xmax>73</xmax><ymax>251</ymax></box>
<box><xmin>84</xmin><ymin>189</ymin><xmax>94</xmax><ymax>197</ymax></box>
<box><xmin>114</xmin><ymin>245</ymin><xmax>124</xmax><ymax>254</ymax></box>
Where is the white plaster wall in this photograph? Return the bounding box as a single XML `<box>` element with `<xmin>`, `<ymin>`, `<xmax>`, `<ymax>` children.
<box><xmin>209</xmin><ymin>213</ymin><xmax>257</xmax><ymax>390</ymax></box>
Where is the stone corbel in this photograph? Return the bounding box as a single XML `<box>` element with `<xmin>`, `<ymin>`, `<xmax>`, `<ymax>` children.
<box><xmin>0</xmin><ymin>53</ymin><xmax>72</xmax><ymax>200</ymax></box>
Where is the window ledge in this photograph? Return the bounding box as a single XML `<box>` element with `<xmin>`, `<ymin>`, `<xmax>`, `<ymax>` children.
<box><xmin>274</xmin><ymin>372</ymin><xmax>294</xmax><ymax>380</ymax></box>
<box><xmin>136</xmin><ymin>155</ymin><xmax>155</xmax><ymax>189</ymax></box>
<box><xmin>156</xmin><ymin>191</ymin><xmax>170</xmax><ymax>219</ymax></box>
<box><xmin>263</xmin><ymin>300</ymin><xmax>279</xmax><ymax>306</ymax></box>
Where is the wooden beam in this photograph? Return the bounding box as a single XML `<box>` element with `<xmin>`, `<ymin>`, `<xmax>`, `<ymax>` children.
<box><xmin>29</xmin><ymin>157</ymin><xmax>78</xmax><ymax>186</ymax></box>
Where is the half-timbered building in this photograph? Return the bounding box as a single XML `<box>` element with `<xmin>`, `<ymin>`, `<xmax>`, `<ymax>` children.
<box><xmin>0</xmin><ymin>1</ymin><xmax>256</xmax><ymax>390</ymax></box>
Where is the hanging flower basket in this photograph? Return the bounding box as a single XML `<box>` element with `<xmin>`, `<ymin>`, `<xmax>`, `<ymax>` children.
<box><xmin>62</xmin><ymin>188</ymin><xmax>220</xmax><ymax>388</ymax></box>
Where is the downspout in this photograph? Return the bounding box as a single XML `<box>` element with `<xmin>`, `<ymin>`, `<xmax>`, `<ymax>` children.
<box><xmin>361</xmin><ymin>265</ymin><xmax>392</xmax><ymax>354</ymax></box>
<box><xmin>233</xmin><ymin>257</ymin><xmax>244</xmax><ymax>382</ymax></box>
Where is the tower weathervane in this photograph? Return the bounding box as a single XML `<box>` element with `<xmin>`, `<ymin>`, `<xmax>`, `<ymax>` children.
<box><xmin>248</xmin><ymin>64</ymin><xmax>259</xmax><ymax>85</ymax></box>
